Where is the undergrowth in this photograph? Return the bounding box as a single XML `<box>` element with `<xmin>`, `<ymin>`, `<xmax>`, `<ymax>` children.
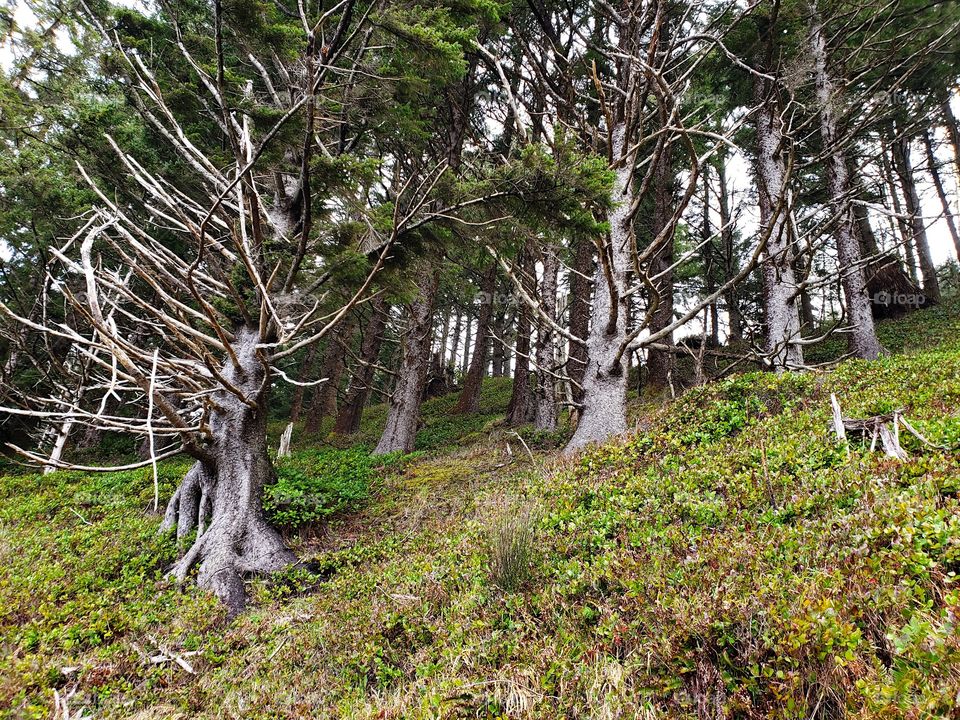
<box><xmin>1</xmin><ymin>304</ymin><xmax>959</xmax><ymax>718</ymax></box>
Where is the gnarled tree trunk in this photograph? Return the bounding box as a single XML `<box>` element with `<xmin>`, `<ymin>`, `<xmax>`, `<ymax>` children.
<box><xmin>565</xmin><ymin>123</ymin><xmax>632</xmax><ymax>453</ymax></box>
<box><xmin>161</xmin><ymin>328</ymin><xmax>295</xmax><ymax>615</ymax></box>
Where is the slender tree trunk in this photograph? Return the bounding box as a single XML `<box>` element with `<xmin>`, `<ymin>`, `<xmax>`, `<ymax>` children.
<box><xmin>753</xmin><ymin>72</ymin><xmax>804</xmax><ymax>370</ymax></box>
<box><xmin>461</xmin><ymin>313</ymin><xmax>472</xmax><ymax>376</ymax></box>
<box><xmin>162</xmin><ymin>328</ymin><xmax>296</xmax><ymax>615</ymax></box>
<box><xmin>289</xmin><ymin>343</ymin><xmax>319</xmax><ymax>424</ymax></box>
<box><xmin>533</xmin><ymin>245</ymin><xmax>558</xmax><ymax>430</ymax></box>
<box><xmin>490</xmin><ymin>306</ymin><xmax>507</xmax><ymax>377</ymax></box>
<box><xmin>923</xmin><ymin>129</ymin><xmax>960</xmax><ymax>261</ymax></box>
<box><xmin>374</xmin><ymin>268</ymin><xmax>441</xmax><ymax>454</ymax></box>
<box><xmin>717</xmin><ymin>159</ymin><xmax>743</xmax><ymax>342</ymax></box>
<box><xmin>941</xmin><ymin>99</ymin><xmax>960</xmax><ymax>184</ymax></box>
<box><xmin>567</xmin><ymin>237</ymin><xmax>593</xmax><ymax>413</ymax></box>
<box><xmin>809</xmin><ymin>13</ymin><xmax>882</xmax><ymax>359</ymax></box>
<box><xmin>507</xmin><ymin>249</ymin><xmax>532</xmax><ymax>425</ymax></box>
<box><xmin>854</xmin><ymin>202</ymin><xmax>880</xmax><ymax>257</ymax></box>
<box><xmin>892</xmin><ymin>130</ymin><xmax>941</xmax><ymax>303</ymax></box>
<box><xmin>448</xmin><ymin>311</ymin><xmax>462</xmax><ymax>370</ymax></box>
<box><xmin>455</xmin><ymin>264</ymin><xmax>497</xmax><ymax>413</ymax></box>
<box><xmin>565</xmin><ymin>123</ymin><xmax>632</xmax><ymax>453</ymax></box>
<box><xmin>880</xmin><ymin>140</ymin><xmax>919</xmax><ymax>282</ymax></box>
<box><xmin>645</xmin><ymin>109</ymin><xmax>676</xmax><ymax>392</ymax></box>
<box><xmin>334</xmin><ymin>296</ymin><xmax>387</xmax><ymax>435</ymax></box>
<box><xmin>437</xmin><ymin>309</ymin><xmax>451</xmax><ymax>366</ymax></box>
<box><xmin>304</xmin><ymin>316</ymin><xmax>354</xmax><ymax>435</ymax></box>
<box><xmin>701</xmin><ymin>168</ymin><xmax>719</xmax><ymax>347</ymax></box>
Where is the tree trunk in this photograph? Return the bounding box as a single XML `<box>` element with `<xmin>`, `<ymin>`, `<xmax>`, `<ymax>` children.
<box><xmin>461</xmin><ymin>313</ymin><xmax>472</xmax><ymax>376</ymax></box>
<box><xmin>941</xmin><ymin>99</ymin><xmax>960</xmax><ymax>184</ymax></box>
<box><xmin>334</xmin><ymin>296</ymin><xmax>387</xmax><ymax>435</ymax></box>
<box><xmin>533</xmin><ymin>244</ymin><xmax>558</xmax><ymax>430</ymax></box>
<box><xmin>880</xmin><ymin>138</ymin><xmax>919</xmax><ymax>283</ymax></box>
<box><xmin>701</xmin><ymin>168</ymin><xmax>719</xmax><ymax>347</ymax></box>
<box><xmin>455</xmin><ymin>264</ymin><xmax>497</xmax><ymax>413</ymax></box>
<box><xmin>491</xmin><ymin>306</ymin><xmax>507</xmax><ymax>377</ymax></box>
<box><xmin>161</xmin><ymin>328</ymin><xmax>296</xmax><ymax>615</ymax></box>
<box><xmin>753</xmin><ymin>72</ymin><xmax>804</xmax><ymax>370</ymax></box>
<box><xmin>448</xmin><ymin>311</ymin><xmax>462</xmax><ymax>371</ymax></box>
<box><xmin>645</xmin><ymin>133</ymin><xmax>676</xmax><ymax>391</ymax></box>
<box><xmin>891</xmin><ymin>130</ymin><xmax>941</xmax><ymax>303</ymax></box>
<box><xmin>567</xmin><ymin>236</ymin><xmax>593</xmax><ymax>412</ymax></box>
<box><xmin>565</xmin><ymin>123</ymin><xmax>632</xmax><ymax>453</ymax></box>
<box><xmin>854</xmin><ymin>202</ymin><xmax>880</xmax><ymax>257</ymax></box>
<box><xmin>304</xmin><ymin>320</ymin><xmax>352</xmax><ymax>436</ymax></box>
<box><xmin>809</xmin><ymin>13</ymin><xmax>883</xmax><ymax>360</ymax></box>
<box><xmin>717</xmin><ymin>159</ymin><xmax>743</xmax><ymax>342</ymax></box>
<box><xmin>923</xmin><ymin>129</ymin><xmax>960</xmax><ymax>261</ymax></box>
<box><xmin>289</xmin><ymin>342</ymin><xmax>319</xmax><ymax>424</ymax></box>
<box><xmin>507</xmin><ymin>248</ymin><xmax>532</xmax><ymax>425</ymax></box>
<box><xmin>374</xmin><ymin>267</ymin><xmax>440</xmax><ymax>454</ymax></box>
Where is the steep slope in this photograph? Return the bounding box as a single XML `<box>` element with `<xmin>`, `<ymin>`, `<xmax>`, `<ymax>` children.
<box><xmin>1</xmin><ymin>304</ymin><xmax>959</xmax><ymax>719</ymax></box>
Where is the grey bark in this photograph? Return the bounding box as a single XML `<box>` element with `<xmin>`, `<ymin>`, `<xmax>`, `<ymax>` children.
<box><xmin>161</xmin><ymin>328</ymin><xmax>296</xmax><ymax>615</ymax></box>
<box><xmin>565</xmin><ymin>123</ymin><xmax>632</xmax><ymax>453</ymax></box>
<box><xmin>808</xmin><ymin>13</ymin><xmax>883</xmax><ymax>359</ymax></box>
<box><xmin>753</xmin><ymin>72</ymin><xmax>804</xmax><ymax>370</ymax></box>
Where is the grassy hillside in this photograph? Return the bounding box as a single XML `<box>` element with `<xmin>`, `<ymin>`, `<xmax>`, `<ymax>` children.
<box><xmin>2</xmin><ymin>305</ymin><xmax>959</xmax><ymax>719</ymax></box>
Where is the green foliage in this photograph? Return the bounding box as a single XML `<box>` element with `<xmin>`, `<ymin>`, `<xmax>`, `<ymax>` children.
<box><xmin>264</xmin><ymin>448</ymin><xmax>372</xmax><ymax>529</ymax></box>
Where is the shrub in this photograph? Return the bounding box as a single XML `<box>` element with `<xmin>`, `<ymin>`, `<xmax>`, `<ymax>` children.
<box><xmin>264</xmin><ymin>448</ymin><xmax>372</xmax><ymax>529</ymax></box>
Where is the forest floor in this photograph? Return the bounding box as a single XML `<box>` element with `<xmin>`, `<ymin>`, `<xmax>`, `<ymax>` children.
<box><xmin>2</xmin><ymin>302</ymin><xmax>960</xmax><ymax>719</ymax></box>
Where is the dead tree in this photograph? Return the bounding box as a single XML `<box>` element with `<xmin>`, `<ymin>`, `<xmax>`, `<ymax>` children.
<box><xmin>0</xmin><ymin>1</ymin><xmax>448</xmax><ymax>613</ymax></box>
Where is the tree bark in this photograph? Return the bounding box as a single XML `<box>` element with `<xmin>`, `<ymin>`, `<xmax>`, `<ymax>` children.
<box><xmin>533</xmin><ymin>244</ymin><xmax>558</xmax><ymax>430</ymax></box>
<box><xmin>645</xmin><ymin>131</ymin><xmax>676</xmax><ymax>390</ymax></box>
<box><xmin>507</xmin><ymin>248</ymin><xmax>532</xmax><ymax>425</ymax></box>
<box><xmin>461</xmin><ymin>313</ymin><xmax>472</xmax><ymax>376</ymax></box>
<box><xmin>567</xmin><ymin>236</ymin><xmax>593</xmax><ymax>411</ymax></box>
<box><xmin>808</xmin><ymin>13</ymin><xmax>883</xmax><ymax>359</ymax></box>
<box><xmin>304</xmin><ymin>316</ymin><xmax>354</xmax><ymax>435</ymax></box>
<box><xmin>455</xmin><ymin>264</ymin><xmax>497</xmax><ymax>413</ymax></box>
<box><xmin>374</xmin><ymin>267</ymin><xmax>440</xmax><ymax>454</ymax></box>
<box><xmin>891</xmin><ymin>130</ymin><xmax>941</xmax><ymax>303</ymax></box>
<box><xmin>565</xmin><ymin>123</ymin><xmax>632</xmax><ymax>453</ymax></box>
<box><xmin>753</xmin><ymin>72</ymin><xmax>804</xmax><ymax>370</ymax></box>
<box><xmin>289</xmin><ymin>342</ymin><xmax>319</xmax><ymax>424</ymax></box>
<box><xmin>923</xmin><ymin>129</ymin><xmax>960</xmax><ymax>261</ymax></box>
<box><xmin>880</xmin><ymin>139</ymin><xmax>919</xmax><ymax>283</ymax></box>
<box><xmin>334</xmin><ymin>295</ymin><xmax>387</xmax><ymax>435</ymax></box>
<box><xmin>448</xmin><ymin>311</ymin><xmax>462</xmax><ymax>371</ymax></box>
<box><xmin>941</xmin><ymin>99</ymin><xmax>960</xmax><ymax>184</ymax></box>
<box><xmin>161</xmin><ymin>328</ymin><xmax>296</xmax><ymax>615</ymax></box>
